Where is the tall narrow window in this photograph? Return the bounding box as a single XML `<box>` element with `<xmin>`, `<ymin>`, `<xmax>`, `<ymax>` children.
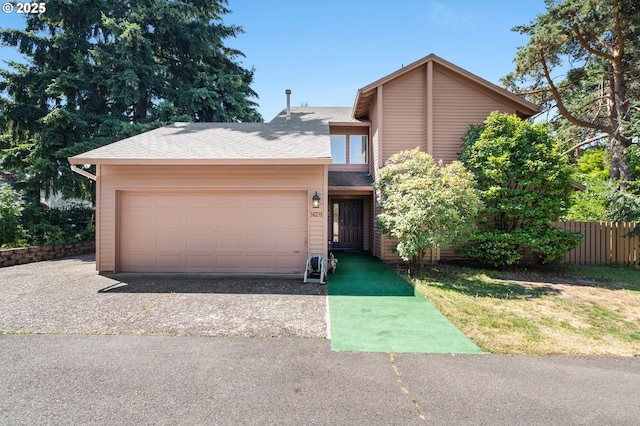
<box><xmin>332</xmin><ymin>203</ymin><xmax>340</xmax><ymax>242</ymax></box>
<box><xmin>330</xmin><ymin>135</ymin><xmax>346</xmax><ymax>164</ymax></box>
<box><xmin>349</xmin><ymin>135</ymin><xmax>368</xmax><ymax>164</ymax></box>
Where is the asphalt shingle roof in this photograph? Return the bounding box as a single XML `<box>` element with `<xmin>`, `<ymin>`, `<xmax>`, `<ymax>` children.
<box><xmin>70</xmin><ymin>107</ymin><xmax>358</xmax><ymax>165</ymax></box>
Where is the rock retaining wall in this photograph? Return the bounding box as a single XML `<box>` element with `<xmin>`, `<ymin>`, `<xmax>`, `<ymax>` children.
<box><xmin>0</xmin><ymin>241</ymin><xmax>95</xmax><ymax>268</ymax></box>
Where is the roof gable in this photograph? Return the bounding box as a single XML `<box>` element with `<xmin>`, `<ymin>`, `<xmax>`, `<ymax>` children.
<box><xmin>352</xmin><ymin>54</ymin><xmax>539</xmax><ymax>119</ymax></box>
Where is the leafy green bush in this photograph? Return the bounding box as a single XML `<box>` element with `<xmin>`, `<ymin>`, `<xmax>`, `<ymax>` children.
<box><xmin>375</xmin><ymin>148</ymin><xmax>482</xmax><ymax>266</ymax></box>
<box><xmin>459</xmin><ymin>230</ymin><xmax>525</xmax><ymax>267</ymax></box>
<box><xmin>457</xmin><ymin>112</ymin><xmax>582</xmax><ymax>267</ymax></box>
<box><xmin>0</xmin><ymin>185</ymin><xmax>28</xmax><ymax>248</ymax></box>
<box><xmin>0</xmin><ymin>185</ymin><xmax>94</xmax><ymax>248</ymax></box>
<box><xmin>25</xmin><ymin>205</ymin><xmax>95</xmax><ymax>246</ymax></box>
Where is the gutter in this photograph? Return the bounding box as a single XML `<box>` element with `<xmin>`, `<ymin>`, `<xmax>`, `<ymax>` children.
<box><xmin>70</xmin><ymin>165</ymin><xmax>96</xmax><ymax>181</ymax></box>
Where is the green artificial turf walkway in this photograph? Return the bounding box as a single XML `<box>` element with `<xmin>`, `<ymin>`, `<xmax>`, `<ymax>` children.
<box><xmin>327</xmin><ymin>252</ymin><xmax>485</xmax><ymax>354</ymax></box>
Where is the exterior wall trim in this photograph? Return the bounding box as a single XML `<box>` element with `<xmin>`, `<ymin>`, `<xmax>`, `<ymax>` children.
<box><xmin>69</xmin><ymin>158</ymin><xmax>332</xmax><ymax>166</ymax></box>
<box><xmin>328</xmin><ymin>186</ymin><xmax>373</xmax><ymax>192</ymax></box>
<box><xmin>426</xmin><ymin>60</ymin><xmax>434</xmax><ymax>155</ymax></box>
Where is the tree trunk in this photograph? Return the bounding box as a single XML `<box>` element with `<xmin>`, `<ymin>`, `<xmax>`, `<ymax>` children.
<box><xmin>607</xmin><ymin>62</ymin><xmax>633</xmax><ymax>184</ymax></box>
<box><xmin>133</xmin><ymin>97</ymin><xmax>147</xmax><ymax>123</ymax></box>
<box><xmin>608</xmin><ymin>138</ymin><xmax>629</xmax><ymax>182</ymax></box>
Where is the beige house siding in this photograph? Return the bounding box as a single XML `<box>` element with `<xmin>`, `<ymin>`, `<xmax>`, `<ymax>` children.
<box><xmin>367</xmin><ymin>61</ymin><xmax>530</xmax><ymax>263</ymax></box>
<box><xmin>378</xmin><ymin>233</ymin><xmax>438</xmax><ymax>263</ymax></box>
<box><xmin>432</xmin><ymin>65</ymin><xmax>517</xmax><ymax>164</ymax></box>
<box><xmin>382</xmin><ymin>67</ymin><xmax>427</xmax><ymax>161</ymax></box>
<box><xmin>96</xmin><ymin>164</ymin><xmax>327</xmax><ymax>273</ymax></box>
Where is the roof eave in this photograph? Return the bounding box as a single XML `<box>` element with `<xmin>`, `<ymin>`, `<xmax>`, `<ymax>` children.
<box><xmin>68</xmin><ymin>157</ymin><xmax>333</xmax><ymax>166</ymax></box>
<box><xmin>328</xmin><ymin>186</ymin><xmax>373</xmax><ymax>192</ymax></box>
<box><xmin>329</xmin><ymin>120</ymin><xmax>370</xmax><ymax>127</ymax></box>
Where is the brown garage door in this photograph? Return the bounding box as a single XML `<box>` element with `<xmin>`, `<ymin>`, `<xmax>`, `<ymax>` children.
<box><xmin>118</xmin><ymin>191</ymin><xmax>308</xmax><ymax>273</ymax></box>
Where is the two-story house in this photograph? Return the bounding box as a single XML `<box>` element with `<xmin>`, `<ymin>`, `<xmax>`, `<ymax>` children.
<box><xmin>69</xmin><ymin>54</ymin><xmax>539</xmax><ymax>274</ymax></box>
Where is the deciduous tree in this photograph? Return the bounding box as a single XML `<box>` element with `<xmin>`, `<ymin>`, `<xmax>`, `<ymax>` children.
<box><xmin>374</xmin><ymin>148</ymin><xmax>481</xmax><ymax>267</ymax></box>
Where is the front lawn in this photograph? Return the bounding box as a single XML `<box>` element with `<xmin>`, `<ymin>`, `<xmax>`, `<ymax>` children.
<box><xmin>411</xmin><ymin>264</ymin><xmax>640</xmax><ymax>355</ymax></box>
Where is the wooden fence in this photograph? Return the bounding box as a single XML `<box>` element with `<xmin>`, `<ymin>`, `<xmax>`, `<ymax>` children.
<box><xmin>552</xmin><ymin>221</ymin><xmax>640</xmax><ymax>265</ymax></box>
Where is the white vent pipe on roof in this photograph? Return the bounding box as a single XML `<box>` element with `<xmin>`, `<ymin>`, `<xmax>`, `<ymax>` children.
<box><xmin>285</xmin><ymin>89</ymin><xmax>291</xmax><ymax>120</ymax></box>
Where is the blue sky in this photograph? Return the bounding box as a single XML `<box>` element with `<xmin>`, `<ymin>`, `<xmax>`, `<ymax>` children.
<box><xmin>0</xmin><ymin>1</ymin><xmax>548</xmax><ymax>121</ymax></box>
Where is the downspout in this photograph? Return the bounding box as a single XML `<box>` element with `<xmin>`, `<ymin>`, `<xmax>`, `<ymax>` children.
<box><xmin>70</xmin><ymin>165</ymin><xmax>97</xmax><ymax>181</ymax></box>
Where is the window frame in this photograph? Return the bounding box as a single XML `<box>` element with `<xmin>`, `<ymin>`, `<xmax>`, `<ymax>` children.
<box><xmin>330</xmin><ymin>132</ymin><xmax>369</xmax><ymax>165</ymax></box>
<box><xmin>349</xmin><ymin>135</ymin><xmax>368</xmax><ymax>164</ymax></box>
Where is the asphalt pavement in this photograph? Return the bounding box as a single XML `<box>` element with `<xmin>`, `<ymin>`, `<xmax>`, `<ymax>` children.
<box><xmin>2</xmin><ymin>335</ymin><xmax>639</xmax><ymax>425</ymax></box>
<box><xmin>1</xmin><ymin>255</ymin><xmax>639</xmax><ymax>425</ymax></box>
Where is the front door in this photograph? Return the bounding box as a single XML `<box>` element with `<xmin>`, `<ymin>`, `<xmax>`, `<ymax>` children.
<box><xmin>331</xmin><ymin>200</ymin><xmax>363</xmax><ymax>251</ymax></box>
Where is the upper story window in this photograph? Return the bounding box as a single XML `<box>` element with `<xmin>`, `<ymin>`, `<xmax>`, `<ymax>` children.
<box><xmin>349</xmin><ymin>135</ymin><xmax>367</xmax><ymax>164</ymax></box>
<box><xmin>330</xmin><ymin>134</ymin><xmax>368</xmax><ymax>164</ymax></box>
<box><xmin>330</xmin><ymin>135</ymin><xmax>347</xmax><ymax>164</ymax></box>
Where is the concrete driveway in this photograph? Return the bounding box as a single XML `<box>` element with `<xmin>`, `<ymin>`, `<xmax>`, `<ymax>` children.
<box><xmin>0</xmin><ymin>254</ymin><xmax>327</xmax><ymax>338</ymax></box>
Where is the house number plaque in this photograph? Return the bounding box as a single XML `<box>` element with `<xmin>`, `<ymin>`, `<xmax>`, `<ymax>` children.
<box><xmin>310</xmin><ymin>212</ymin><xmax>323</xmax><ymax>218</ymax></box>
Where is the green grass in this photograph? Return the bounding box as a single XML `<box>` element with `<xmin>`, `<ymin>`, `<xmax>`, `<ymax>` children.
<box><xmin>411</xmin><ymin>263</ymin><xmax>640</xmax><ymax>355</ymax></box>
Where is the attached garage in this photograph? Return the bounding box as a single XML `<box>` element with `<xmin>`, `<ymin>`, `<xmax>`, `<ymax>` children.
<box><xmin>118</xmin><ymin>190</ymin><xmax>308</xmax><ymax>273</ymax></box>
<box><xmin>68</xmin><ymin>115</ymin><xmax>333</xmax><ymax>274</ymax></box>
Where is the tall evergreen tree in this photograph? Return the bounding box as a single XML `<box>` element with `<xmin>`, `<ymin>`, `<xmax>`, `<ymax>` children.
<box><xmin>503</xmin><ymin>0</ymin><xmax>640</xmax><ymax>184</ymax></box>
<box><xmin>0</xmin><ymin>0</ymin><xmax>261</xmax><ymax>201</ymax></box>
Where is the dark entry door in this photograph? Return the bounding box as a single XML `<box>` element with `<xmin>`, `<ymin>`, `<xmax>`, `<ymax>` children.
<box><xmin>331</xmin><ymin>200</ymin><xmax>363</xmax><ymax>251</ymax></box>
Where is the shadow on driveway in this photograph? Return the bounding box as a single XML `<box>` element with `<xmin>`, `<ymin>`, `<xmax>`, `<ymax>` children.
<box><xmin>100</xmin><ymin>274</ymin><xmax>326</xmax><ymax>295</ymax></box>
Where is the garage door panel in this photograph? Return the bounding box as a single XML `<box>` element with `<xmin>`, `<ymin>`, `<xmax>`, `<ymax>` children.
<box><xmin>277</xmin><ymin>232</ymin><xmax>307</xmax><ymax>249</ymax></box>
<box><xmin>123</xmin><ymin>211</ymin><xmax>156</xmax><ymax>230</ymax></box>
<box><xmin>216</xmin><ymin>233</ymin><xmax>243</xmax><ymax>251</ymax></box>
<box><xmin>121</xmin><ymin>253</ymin><xmax>153</xmax><ymax>272</ymax></box>
<box><xmin>186</xmin><ymin>233</ymin><xmax>214</xmax><ymax>251</ymax></box>
<box><xmin>245</xmin><ymin>255</ymin><xmax>273</xmax><ymax>271</ymax></box>
<box><xmin>245</xmin><ymin>234</ymin><xmax>276</xmax><ymax>252</ymax></box>
<box><xmin>216</xmin><ymin>193</ymin><xmax>245</xmax><ymax>205</ymax></box>
<box><xmin>186</xmin><ymin>194</ymin><xmax>216</xmax><ymax>208</ymax></box>
<box><xmin>277</xmin><ymin>254</ymin><xmax>306</xmax><ymax>272</ymax></box>
<box><xmin>186</xmin><ymin>255</ymin><xmax>215</xmax><ymax>271</ymax></box>
<box><xmin>278</xmin><ymin>194</ymin><xmax>307</xmax><ymax>208</ymax></box>
<box><xmin>216</xmin><ymin>254</ymin><xmax>244</xmax><ymax>273</ymax></box>
<box><xmin>119</xmin><ymin>191</ymin><xmax>308</xmax><ymax>273</ymax></box>
<box><xmin>276</xmin><ymin>214</ymin><xmax>306</xmax><ymax>229</ymax></box>
<box><xmin>245</xmin><ymin>193</ymin><xmax>274</xmax><ymax>208</ymax></box>
<box><xmin>156</xmin><ymin>211</ymin><xmax>184</xmax><ymax>229</ymax></box>
<box><xmin>156</xmin><ymin>254</ymin><xmax>184</xmax><ymax>270</ymax></box>
<box><xmin>156</xmin><ymin>194</ymin><xmax>183</xmax><ymax>208</ymax></box>
<box><xmin>248</xmin><ymin>217</ymin><xmax>276</xmax><ymax>230</ymax></box>
<box><xmin>123</xmin><ymin>193</ymin><xmax>155</xmax><ymax>208</ymax></box>
<box><xmin>187</xmin><ymin>214</ymin><xmax>213</xmax><ymax>231</ymax></box>
<box><xmin>216</xmin><ymin>215</ymin><xmax>245</xmax><ymax>231</ymax></box>
<box><xmin>156</xmin><ymin>233</ymin><xmax>184</xmax><ymax>252</ymax></box>
<box><xmin>120</xmin><ymin>237</ymin><xmax>151</xmax><ymax>254</ymax></box>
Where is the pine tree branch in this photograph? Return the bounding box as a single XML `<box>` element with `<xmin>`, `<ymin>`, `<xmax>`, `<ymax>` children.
<box><xmin>538</xmin><ymin>51</ymin><xmax>611</xmax><ymax>135</ymax></box>
<box><xmin>561</xmin><ymin>133</ymin><xmax>608</xmax><ymax>156</ymax></box>
<box><xmin>571</xmin><ymin>22</ymin><xmax>615</xmax><ymax>60</ymax></box>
